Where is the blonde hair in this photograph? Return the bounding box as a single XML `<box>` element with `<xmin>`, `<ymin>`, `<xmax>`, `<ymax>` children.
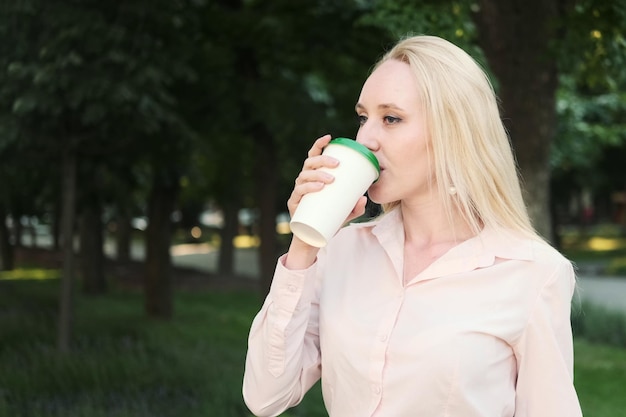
<box><xmin>376</xmin><ymin>35</ymin><xmax>537</xmax><ymax>238</ymax></box>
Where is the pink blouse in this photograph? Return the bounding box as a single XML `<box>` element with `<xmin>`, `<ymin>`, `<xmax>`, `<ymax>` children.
<box><xmin>243</xmin><ymin>209</ymin><xmax>583</xmax><ymax>417</ymax></box>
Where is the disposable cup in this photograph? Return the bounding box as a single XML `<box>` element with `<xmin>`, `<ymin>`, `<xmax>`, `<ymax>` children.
<box><xmin>289</xmin><ymin>138</ymin><xmax>380</xmax><ymax>247</ymax></box>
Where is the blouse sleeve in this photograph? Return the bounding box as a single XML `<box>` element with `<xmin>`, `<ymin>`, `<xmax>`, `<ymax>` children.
<box><xmin>513</xmin><ymin>259</ymin><xmax>583</xmax><ymax>416</ymax></box>
<box><xmin>242</xmin><ymin>254</ymin><xmax>322</xmax><ymax>417</ymax></box>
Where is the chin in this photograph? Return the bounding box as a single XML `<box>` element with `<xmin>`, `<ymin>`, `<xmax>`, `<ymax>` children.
<box><xmin>366</xmin><ymin>185</ymin><xmax>388</xmax><ymax>206</ymax></box>
<box><xmin>367</xmin><ymin>187</ymin><xmax>401</xmax><ymax>208</ymax></box>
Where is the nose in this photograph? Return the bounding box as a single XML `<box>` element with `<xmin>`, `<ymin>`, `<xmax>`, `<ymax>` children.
<box><xmin>355</xmin><ymin>122</ymin><xmax>380</xmax><ymax>152</ymax></box>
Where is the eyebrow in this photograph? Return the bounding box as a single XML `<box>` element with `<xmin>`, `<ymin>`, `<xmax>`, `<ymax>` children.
<box><xmin>354</xmin><ymin>103</ymin><xmax>405</xmax><ymax>112</ymax></box>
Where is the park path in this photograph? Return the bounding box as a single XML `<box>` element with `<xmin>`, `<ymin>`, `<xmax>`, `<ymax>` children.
<box><xmin>575</xmin><ymin>275</ymin><xmax>626</xmax><ymax>314</ymax></box>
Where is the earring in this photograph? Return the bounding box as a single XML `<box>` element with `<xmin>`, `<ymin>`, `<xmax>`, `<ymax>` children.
<box><xmin>448</xmin><ymin>186</ymin><xmax>457</xmax><ymax>195</ymax></box>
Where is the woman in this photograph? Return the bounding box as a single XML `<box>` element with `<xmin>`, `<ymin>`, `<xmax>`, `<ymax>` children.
<box><xmin>243</xmin><ymin>35</ymin><xmax>582</xmax><ymax>417</ymax></box>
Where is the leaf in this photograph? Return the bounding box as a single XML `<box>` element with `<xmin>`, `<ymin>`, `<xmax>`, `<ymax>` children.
<box><xmin>11</xmin><ymin>96</ymin><xmax>37</xmax><ymax>115</ymax></box>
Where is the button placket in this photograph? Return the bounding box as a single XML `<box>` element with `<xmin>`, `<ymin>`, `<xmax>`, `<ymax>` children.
<box><xmin>367</xmin><ymin>289</ymin><xmax>405</xmax><ymax>414</ymax></box>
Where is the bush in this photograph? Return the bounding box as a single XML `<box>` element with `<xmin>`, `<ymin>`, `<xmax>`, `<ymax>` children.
<box><xmin>572</xmin><ymin>300</ymin><xmax>626</xmax><ymax>348</ymax></box>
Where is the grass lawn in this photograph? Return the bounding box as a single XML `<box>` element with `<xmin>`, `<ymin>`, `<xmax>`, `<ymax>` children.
<box><xmin>1</xmin><ymin>272</ymin><xmax>625</xmax><ymax>417</ymax></box>
<box><xmin>575</xmin><ymin>340</ymin><xmax>626</xmax><ymax>417</ymax></box>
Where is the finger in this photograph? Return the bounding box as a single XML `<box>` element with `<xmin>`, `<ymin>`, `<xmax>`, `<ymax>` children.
<box><xmin>303</xmin><ymin>154</ymin><xmax>340</xmax><ymax>171</ymax></box>
<box><xmin>301</xmin><ymin>135</ymin><xmax>339</xmax><ymax>172</ymax></box>
<box><xmin>294</xmin><ymin>169</ymin><xmax>334</xmax><ymax>187</ymax></box>
<box><xmin>287</xmin><ymin>181</ymin><xmax>325</xmax><ymax>217</ymax></box>
<box><xmin>307</xmin><ymin>134</ymin><xmax>332</xmax><ymax>158</ymax></box>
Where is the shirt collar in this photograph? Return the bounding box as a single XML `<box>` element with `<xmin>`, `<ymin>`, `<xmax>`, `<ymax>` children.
<box><xmin>350</xmin><ymin>207</ymin><xmax>537</xmax><ymax>283</ymax></box>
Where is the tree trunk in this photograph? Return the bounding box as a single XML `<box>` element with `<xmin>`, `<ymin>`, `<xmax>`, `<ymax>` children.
<box><xmin>52</xmin><ymin>197</ymin><xmax>61</xmax><ymax>250</ymax></box>
<box><xmin>57</xmin><ymin>151</ymin><xmax>77</xmax><ymax>352</ymax></box>
<box><xmin>144</xmin><ymin>176</ymin><xmax>179</xmax><ymax>319</ymax></box>
<box><xmin>28</xmin><ymin>217</ymin><xmax>37</xmax><ymax>247</ymax></box>
<box><xmin>115</xmin><ymin>209</ymin><xmax>132</xmax><ymax>263</ymax></box>
<box><xmin>79</xmin><ymin>203</ymin><xmax>106</xmax><ymax>295</ymax></box>
<box><xmin>13</xmin><ymin>212</ymin><xmax>23</xmax><ymax>248</ymax></box>
<box><xmin>473</xmin><ymin>0</ymin><xmax>560</xmax><ymax>241</ymax></box>
<box><xmin>0</xmin><ymin>205</ymin><xmax>14</xmax><ymax>271</ymax></box>
<box><xmin>255</xmin><ymin>129</ymin><xmax>278</xmax><ymax>297</ymax></box>
<box><xmin>218</xmin><ymin>200</ymin><xmax>238</xmax><ymax>277</ymax></box>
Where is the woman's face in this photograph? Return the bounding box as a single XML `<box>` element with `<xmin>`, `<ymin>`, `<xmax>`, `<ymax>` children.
<box><xmin>355</xmin><ymin>59</ymin><xmax>434</xmax><ymax>206</ymax></box>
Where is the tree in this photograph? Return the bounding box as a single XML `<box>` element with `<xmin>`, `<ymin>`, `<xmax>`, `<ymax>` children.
<box><xmin>78</xmin><ymin>162</ymin><xmax>106</xmax><ymax>295</ymax></box>
<box><xmin>471</xmin><ymin>0</ymin><xmax>562</xmax><ymax>239</ymax></box>
<box><xmin>181</xmin><ymin>0</ymin><xmax>392</xmax><ymax>294</ymax></box>
<box><xmin>550</xmin><ymin>2</ymin><xmax>626</xmax><ymax>231</ymax></box>
<box><xmin>0</xmin><ymin>0</ymin><xmax>201</xmax><ymax>346</ymax></box>
<box><xmin>0</xmin><ymin>204</ymin><xmax>13</xmax><ymax>271</ymax></box>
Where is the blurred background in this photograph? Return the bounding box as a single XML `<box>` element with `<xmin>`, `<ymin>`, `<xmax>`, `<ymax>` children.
<box><xmin>1</xmin><ymin>1</ymin><xmax>625</xmax><ymax>416</ymax></box>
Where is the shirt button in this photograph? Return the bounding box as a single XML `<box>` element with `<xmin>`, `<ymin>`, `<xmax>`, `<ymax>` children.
<box><xmin>287</xmin><ymin>285</ymin><xmax>297</xmax><ymax>293</ymax></box>
<box><xmin>379</xmin><ymin>334</ymin><xmax>387</xmax><ymax>342</ymax></box>
<box><xmin>373</xmin><ymin>386</ymin><xmax>381</xmax><ymax>395</ymax></box>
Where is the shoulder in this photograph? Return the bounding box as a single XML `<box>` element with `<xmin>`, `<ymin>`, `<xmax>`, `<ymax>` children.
<box><xmin>479</xmin><ymin>227</ymin><xmax>576</xmax><ymax>293</ymax></box>
<box><xmin>511</xmin><ymin>235</ymin><xmax>576</xmax><ymax>297</ymax></box>
<box><xmin>529</xmin><ymin>238</ymin><xmax>575</xmax><ymax>281</ymax></box>
<box><xmin>485</xmin><ymin>227</ymin><xmax>573</xmax><ymax>268</ymax></box>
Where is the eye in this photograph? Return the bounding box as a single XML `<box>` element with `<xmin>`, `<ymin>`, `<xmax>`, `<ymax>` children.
<box><xmin>357</xmin><ymin>115</ymin><xmax>367</xmax><ymax>126</ymax></box>
<box><xmin>384</xmin><ymin>115</ymin><xmax>401</xmax><ymax>124</ymax></box>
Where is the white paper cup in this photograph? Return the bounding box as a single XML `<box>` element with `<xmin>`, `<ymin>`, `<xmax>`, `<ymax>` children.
<box><xmin>289</xmin><ymin>138</ymin><xmax>380</xmax><ymax>247</ymax></box>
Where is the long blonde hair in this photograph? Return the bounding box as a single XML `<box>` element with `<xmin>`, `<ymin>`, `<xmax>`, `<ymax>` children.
<box><xmin>376</xmin><ymin>35</ymin><xmax>537</xmax><ymax>238</ymax></box>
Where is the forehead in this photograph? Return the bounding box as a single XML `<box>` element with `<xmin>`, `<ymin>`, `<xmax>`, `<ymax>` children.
<box><xmin>358</xmin><ymin>59</ymin><xmax>420</xmax><ymax>107</ymax></box>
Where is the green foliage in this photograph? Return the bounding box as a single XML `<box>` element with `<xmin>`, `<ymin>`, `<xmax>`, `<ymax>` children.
<box><xmin>550</xmin><ymin>0</ymin><xmax>626</xmax><ymax>185</ymax></box>
<box><xmin>557</xmin><ymin>0</ymin><xmax>626</xmax><ymax>92</ymax></box>
<box><xmin>0</xmin><ymin>0</ymin><xmax>208</xmax><ymax>242</ymax></box>
<box><xmin>357</xmin><ymin>0</ymin><xmax>476</xmax><ymax>44</ymax></box>
<box><xmin>552</xmin><ymin>76</ymin><xmax>626</xmax><ymax>179</ymax></box>
<box><xmin>0</xmin><ymin>1</ymin><xmax>196</xmax><ymax>150</ymax></box>
<box><xmin>1</xmin><ymin>0</ymin><xmax>626</xmax><ymax>279</ymax></box>
<box><xmin>355</xmin><ymin>0</ymin><xmax>496</xmax><ymax>81</ymax></box>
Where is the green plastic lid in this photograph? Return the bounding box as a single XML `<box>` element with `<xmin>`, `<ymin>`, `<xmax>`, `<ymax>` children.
<box><xmin>329</xmin><ymin>138</ymin><xmax>380</xmax><ymax>177</ymax></box>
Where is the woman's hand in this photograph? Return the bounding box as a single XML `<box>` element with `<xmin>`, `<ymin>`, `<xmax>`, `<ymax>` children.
<box><xmin>286</xmin><ymin>135</ymin><xmax>368</xmax><ymax>255</ymax></box>
<box><xmin>288</xmin><ymin>134</ymin><xmax>367</xmax><ymax>222</ymax></box>
<box><xmin>287</xmin><ymin>134</ymin><xmax>337</xmax><ymax>218</ymax></box>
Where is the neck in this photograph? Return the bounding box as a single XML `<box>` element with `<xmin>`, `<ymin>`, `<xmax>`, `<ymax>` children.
<box><xmin>399</xmin><ymin>198</ymin><xmax>476</xmax><ymax>246</ymax></box>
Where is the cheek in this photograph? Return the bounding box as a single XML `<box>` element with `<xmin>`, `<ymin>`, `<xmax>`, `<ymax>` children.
<box><xmin>408</xmin><ymin>143</ymin><xmax>434</xmax><ymax>178</ymax></box>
